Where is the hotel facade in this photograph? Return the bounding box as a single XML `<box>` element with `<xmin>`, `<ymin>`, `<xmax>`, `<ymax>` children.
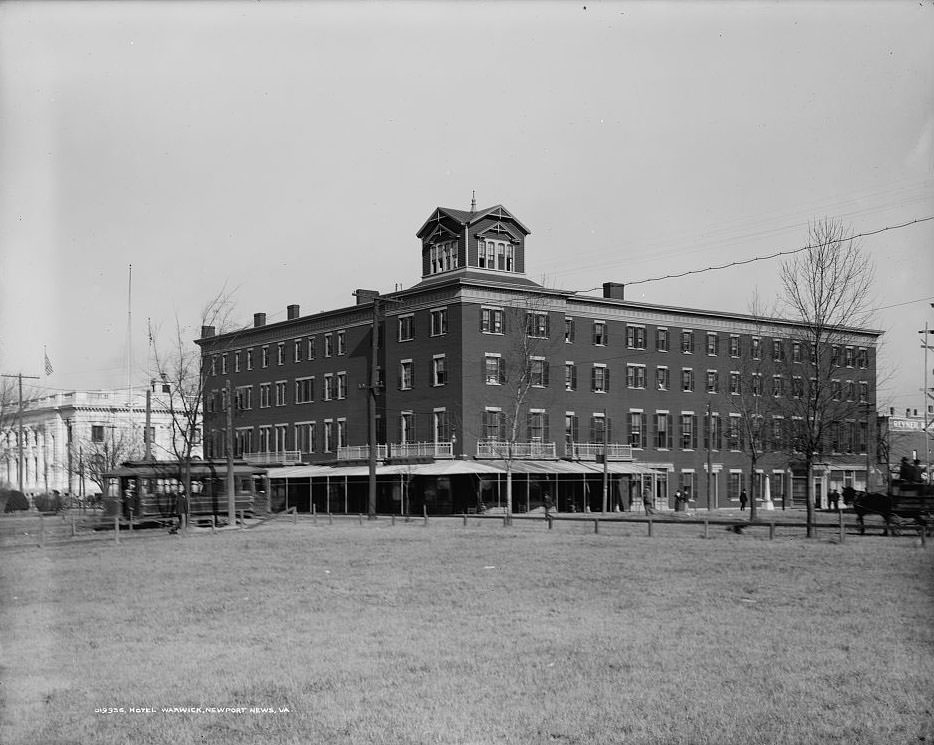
<box><xmin>197</xmin><ymin>204</ymin><xmax>881</xmax><ymax>514</ymax></box>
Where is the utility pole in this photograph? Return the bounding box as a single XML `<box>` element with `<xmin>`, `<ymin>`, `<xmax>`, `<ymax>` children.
<box><xmin>145</xmin><ymin>385</ymin><xmax>153</xmax><ymax>461</ymax></box>
<box><xmin>226</xmin><ymin>379</ymin><xmax>235</xmax><ymax>527</ymax></box>
<box><xmin>2</xmin><ymin>373</ymin><xmax>40</xmax><ymax>494</ymax></box>
<box><xmin>706</xmin><ymin>401</ymin><xmax>713</xmax><ymax>510</ymax></box>
<box><xmin>921</xmin><ymin>315</ymin><xmax>934</xmax><ymax>483</ymax></box>
<box><xmin>601</xmin><ymin>408</ymin><xmax>608</xmax><ymax>514</ymax></box>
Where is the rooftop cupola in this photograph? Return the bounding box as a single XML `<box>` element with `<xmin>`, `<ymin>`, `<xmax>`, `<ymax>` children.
<box><xmin>415</xmin><ymin>202</ymin><xmax>531</xmax><ymax>280</ymax></box>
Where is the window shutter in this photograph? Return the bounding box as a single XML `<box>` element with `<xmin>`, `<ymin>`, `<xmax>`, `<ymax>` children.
<box><xmin>544</xmin><ymin>314</ymin><xmax>551</xmax><ymax>338</ymax></box>
<box><xmin>526</xmin><ymin>412</ymin><xmax>533</xmax><ymax>441</ymax></box>
<box><xmin>571</xmin><ymin>365</ymin><xmax>577</xmax><ymax>390</ymax></box>
<box><xmin>592</xmin><ymin>323</ymin><xmax>597</xmax><ymax>345</ymax></box>
<box><xmin>498</xmin><ymin>413</ymin><xmax>507</xmax><ymax>441</ymax></box>
<box><xmin>604</xmin><ymin>324</ymin><xmax>609</xmax><ymax>346</ymax></box>
<box><xmin>692</xmin><ymin>415</ymin><xmax>698</xmax><ymax>449</ymax></box>
<box><xmin>498</xmin><ymin>359</ymin><xmax>506</xmax><ymax>385</ymax></box>
<box><xmin>667</xmin><ymin>415</ymin><xmax>673</xmax><ymax>449</ymax></box>
<box><xmin>589</xmin><ymin>418</ymin><xmax>596</xmax><ymax>444</ymax></box>
<box><xmin>606</xmin><ymin>417</ymin><xmax>613</xmax><ymax>443</ymax></box>
<box><xmin>543</xmin><ymin>412</ymin><xmax>550</xmax><ymax>443</ymax></box>
<box><xmin>481</xmin><ymin>411</ymin><xmax>490</xmax><ymax>439</ymax></box>
<box><xmin>542</xmin><ymin>362</ymin><xmax>550</xmax><ymax>387</ymax></box>
<box><xmin>591</xmin><ymin>367</ymin><xmax>597</xmax><ymax>392</ymax></box>
<box><xmin>479</xmin><ymin>311</ymin><xmax>485</xmax><ymax>333</ymax></box>
<box><xmin>605</xmin><ymin>367</ymin><xmax>611</xmax><ymax>392</ymax></box>
<box><xmin>569</xmin><ymin>319</ymin><xmax>576</xmax><ymax>342</ymax></box>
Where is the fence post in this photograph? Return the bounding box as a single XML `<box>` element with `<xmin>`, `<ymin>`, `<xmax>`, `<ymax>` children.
<box><xmin>463</xmin><ymin>513</ymin><xmax>468</xmax><ymax>527</ymax></box>
<box><xmin>703</xmin><ymin>518</ymin><xmax>709</xmax><ymax>539</ymax></box>
<box><xmin>594</xmin><ymin>518</ymin><xmax>599</xmax><ymax>535</ymax></box>
<box><xmin>128</xmin><ymin>507</ymin><xmax>134</xmax><ymax>530</ymax></box>
<box><xmin>391</xmin><ymin>514</ymin><xmax>396</xmax><ymax>527</ymax></box>
<box><xmin>920</xmin><ymin>524</ymin><xmax>927</xmax><ymax>548</ymax></box>
<box><xmin>211</xmin><ymin>514</ymin><xmax>216</xmax><ymax>534</ymax></box>
<box><xmin>292</xmin><ymin>507</ymin><xmax>297</xmax><ymax>525</ymax></box>
<box><xmin>39</xmin><ymin>514</ymin><xmax>44</xmax><ymax>548</ymax></box>
<box><xmin>839</xmin><ymin>510</ymin><xmax>845</xmax><ymax>544</ymax></box>
<box><xmin>240</xmin><ymin>510</ymin><xmax>245</xmax><ymax>530</ymax></box>
<box><xmin>329</xmin><ymin>512</ymin><xmax>333</xmax><ymax>525</ymax></box>
<box><xmin>114</xmin><ymin>514</ymin><xmax>120</xmax><ymax>545</ymax></box>
<box><xmin>313</xmin><ymin>505</ymin><xmax>318</xmax><ymax>525</ymax></box>
<box><xmin>71</xmin><ymin>509</ymin><xmax>76</xmax><ymax>538</ymax></box>
<box><xmin>648</xmin><ymin>518</ymin><xmax>653</xmax><ymax>538</ymax></box>
<box><xmin>547</xmin><ymin>514</ymin><xmax>553</xmax><ymax>530</ymax></box>
<box><xmin>423</xmin><ymin>506</ymin><xmax>428</xmax><ymax>528</ymax></box>
<box><xmin>359</xmin><ymin>513</ymin><xmax>363</xmax><ymax>526</ymax></box>
<box><xmin>769</xmin><ymin>522</ymin><xmax>775</xmax><ymax>541</ymax></box>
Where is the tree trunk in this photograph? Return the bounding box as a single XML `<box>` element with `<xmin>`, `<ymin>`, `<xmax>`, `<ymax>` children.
<box><xmin>749</xmin><ymin>454</ymin><xmax>758</xmax><ymax>522</ymax></box>
<box><xmin>805</xmin><ymin>456</ymin><xmax>814</xmax><ymax>538</ymax></box>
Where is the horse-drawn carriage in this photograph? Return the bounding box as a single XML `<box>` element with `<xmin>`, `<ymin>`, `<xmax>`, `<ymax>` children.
<box><xmin>844</xmin><ymin>478</ymin><xmax>933</xmax><ymax>536</ymax></box>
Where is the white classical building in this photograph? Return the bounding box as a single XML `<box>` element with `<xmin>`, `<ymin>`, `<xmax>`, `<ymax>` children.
<box><xmin>0</xmin><ymin>389</ymin><xmax>201</xmax><ymax>497</ymax></box>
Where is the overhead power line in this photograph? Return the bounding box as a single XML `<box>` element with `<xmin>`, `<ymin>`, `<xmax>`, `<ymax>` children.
<box><xmin>575</xmin><ymin>215</ymin><xmax>934</xmax><ymax>294</ymax></box>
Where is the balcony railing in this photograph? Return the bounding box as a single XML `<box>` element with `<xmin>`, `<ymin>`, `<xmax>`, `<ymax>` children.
<box><xmin>390</xmin><ymin>441</ymin><xmax>454</xmax><ymax>459</ymax></box>
<box><xmin>242</xmin><ymin>450</ymin><xmax>303</xmax><ymax>466</ymax></box>
<box><xmin>476</xmin><ymin>441</ymin><xmax>557</xmax><ymax>460</ymax></box>
<box><xmin>336</xmin><ymin>444</ymin><xmax>389</xmax><ymax>461</ymax></box>
<box><xmin>565</xmin><ymin>443</ymin><xmax>633</xmax><ymax>461</ymax></box>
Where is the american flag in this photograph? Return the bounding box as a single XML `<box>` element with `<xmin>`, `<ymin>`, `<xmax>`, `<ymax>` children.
<box><xmin>44</xmin><ymin>351</ymin><xmax>53</xmax><ymax>376</ymax></box>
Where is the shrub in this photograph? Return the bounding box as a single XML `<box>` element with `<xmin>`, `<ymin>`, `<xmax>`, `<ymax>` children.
<box><xmin>1</xmin><ymin>489</ymin><xmax>29</xmax><ymax>513</ymax></box>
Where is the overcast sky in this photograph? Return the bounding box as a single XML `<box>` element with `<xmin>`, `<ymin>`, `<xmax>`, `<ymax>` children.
<box><xmin>1</xmin><ymin>0</ymin><xmax>932</xmax><ymax>413</ymax></box>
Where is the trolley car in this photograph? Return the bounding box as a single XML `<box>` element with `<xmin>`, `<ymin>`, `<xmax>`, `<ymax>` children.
<box><xmin>102</xmin><ymin>460</ymin><xmax>267</xmax><ymax>526</ymax></box>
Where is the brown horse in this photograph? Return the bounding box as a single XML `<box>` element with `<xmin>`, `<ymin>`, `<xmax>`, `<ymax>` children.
<box><xmin>844</xmin><ymin>490</ymin><xmax>929</xmax><ymax>536</ymax></box>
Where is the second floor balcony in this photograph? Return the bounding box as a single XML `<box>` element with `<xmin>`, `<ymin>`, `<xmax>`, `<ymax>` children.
<box><xmin>476</xmin><ymin>440</ymin><xmax>557</xmax><ymax>460</ymax></box>
<box><xmin>242</xmin><ymin>450</ymin><xmax>303</xmax><ymax>466</ymax></box>
<box><xmin>336</xmin><ymin>441</ymin><xmax>454</xmax><ymax>461</ymax></box>
<box><xmin>565</xmin><ymin>443</ymin><xmax>633</xmax><ymax>461</ymax></box>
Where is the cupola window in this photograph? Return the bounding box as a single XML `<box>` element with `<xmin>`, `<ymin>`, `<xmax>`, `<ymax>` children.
<box><xmin>428</xmin><ymin>240</ymin><xmax>459</xmax><ymax>275</ymax></box>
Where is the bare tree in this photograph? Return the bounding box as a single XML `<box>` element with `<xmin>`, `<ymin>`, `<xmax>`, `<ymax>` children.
<box><xmin>777</xmin><ymin>218</ymin><xmax>875</xmax><ymax>536</ymax></box>
<box><xmin>80</xmin><ymin>427</ymin><xmax>142</xmax><ymax>493</ymax></box>
<box><xmin>474</xmin><ymin>294</ymin><xmax>559</xmax><ymax>521</ymax></box>
<box><xmin>151</xmin><ymin>289</ymin><xmax>237</xmax><ymax>509</ymax></box>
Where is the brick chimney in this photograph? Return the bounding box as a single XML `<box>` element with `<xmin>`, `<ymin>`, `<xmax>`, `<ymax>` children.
<box><xmin>287</xmin><ymin>304</ymin><xmax>300</xmax><ymax>320</ymax></box>
<box><xmin>254</xmin><ymin>313</ymin><xmax>266</xmax><ymax>328</ymax></box>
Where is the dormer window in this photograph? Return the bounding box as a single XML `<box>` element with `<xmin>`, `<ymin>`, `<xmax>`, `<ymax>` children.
<box><xmin>477</xmin><ymin>240</ymin><xmax>514</xmax><ymax>271</ymax></box>
<box><xmin>428</xmin><ymin>240</ymin><xmax>459</xmax><ymax>275</ymax></box>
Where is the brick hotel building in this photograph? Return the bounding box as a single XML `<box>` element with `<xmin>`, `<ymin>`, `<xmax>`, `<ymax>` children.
<box><xmin>196</xmin><ymin>203</ymin><xmax>881</xmax><ymax>514</ymax></box>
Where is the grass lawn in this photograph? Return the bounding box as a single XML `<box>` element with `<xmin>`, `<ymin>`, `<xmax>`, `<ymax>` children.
<box><xmin>1</xmin><ymin>517</ymin><xmax>932</xmax><ymax>744</ymax></box>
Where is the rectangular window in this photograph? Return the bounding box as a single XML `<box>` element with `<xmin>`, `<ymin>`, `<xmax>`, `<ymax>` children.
<box><xmin>92</xmin><ymin>425</ymin><xmax>105</xmax><ymax>443</ymax></box>
<box><xmin>680</xmin><ymin>413</ymin><xmax>697</xmax><ymax>450</ymax></box>
<box><xmin>259</xmin><ymin>383</ymin><xmax>271</xmax><ymax>408</ymax></box>
<box><xmin>752</xmin><ymin>373</ymin><xmax>762</xmax><ymax>397</ymax></box>
<box><xmin>656</xmin><ymin>366</ymin><xmax>670</xmax><ymax>391</ymax></box>
<box><xmin>772</xmin><ymin>376</ymin><xmax>784</xmax><ymax>397</ymax></box>
<box><xmin>262</xmin><ymin>346</ymin><xmax>269</xmax><ymax>368</ymax></box>
<box><xmin>277</xmin><ymin>343</ymin><xmax>285</xmax><ymax>365</ymax></box>
<box><xmin>832</xmin><ymin>379</ymin><xmax>841</xmax><ymax>401</ymax></box>
<box><xmin>337</xmin><ymin>330</ymin><xmax>346</xmax><ymax>355</ymax></box>
<box><xmin>258</xmin><ymin>426</ymin><xmax>271</xmax><ymax>453</ymax></box>
<box><xmin>728</xmin><ymin>471</ymin><xmax>743</xmax><ymax>501</ymax></box>
<box><xmin>430</xmin><ymin>308</ymin><xmax>448</xmax><ymax>336</ymax></box>
<box><xmin>705</xmin><ymin>370</ymin><xmax>719</xmax><ymax>394</ymax></box>
<box><xmin>592</xmin><ymin>321</ymin><xmax>607</xmax><ymax>346</ymax></box>
<box><xmin>565</xmin><ymin>362</ymin><xmax>577</xmax><ymax>391</ymax></box>
<box><xmin>728</xmin><ymin>415</ymin><xmax>742</xmax><ymax>451</ymax></box>
<box><xmin>772</xmin><ymin>339</ymin><xmax>785</xmax><ymax>362</ymax></box>
<box><xmin>857</xmin><ymin>347</ymin><xmax>868</xmax><ymax>369</ymax></box>
<box><xmin>681</xmin><ymin>368</ymin><xmax>694</xmax><ymax>392</ymax></box>
<box><xmin>275</xmin><ymin>424</ymin><xmax>288</xmax><ymax>453</ymax></box>
<box><xmin>295</xmin><ymin>422</ymin><xmax>316</xmax><ymax>453</ymax></box>
<box><xmin>527</xmin><ymin>312</ymin><xmax>550</xmax><ymax>338</ymax></box>
<box><xmin>247</xmin><ymin>348</ymin><xmax>254</xmax><ymax>370</ymax></box>
<box><xmin>294</xmin><ymin>340</ymin><xmax>302</xmax><ymax>364</ymax></box>
<box><xmin>481</xmin><ymin>409</ymin><xmax>503</xmax><ymax>442</ymax></box>
<box><xmin>275</xmin><ymin>381</ymin><xmax>287</xmax><ymax>406</ymax></box>
<box><xmin>398</xmin><ymin>315</ymin><xmax>414</xmax><ymax>342</ymax></box>
<box><xmin>628</xmin><ymin>411</ymin><xmax>647</xmax><ymax>449</ymax></box>
<box><xmin>590</xmin><ymin>414</ymin><xmax>610</xmax><ymax>444</ymax></box>
<box><xmin>626</xmin><ymin>325</ymin><xmax>646</xmax><ymax>350</ymax></box>
<box><xmin>792</xmin><ymin>342</ymin><xmax>802</xmax><ymax>363</ymax></box>
<box><xmin>705</xmin><ymin>412</ymin><xmax>722</xmax><ymax>451</ymax></box>
<box><xmin>220</xmin><ymin>354</ymin><xmax>228</xmax><ymax>375</ymax></box>
<box><xmin>337</xmin><ymin>419</ymin><xmax>347</xmax><ymax>448</ymax></box>
<box><xmin>433</xmin><ymin>410</ymin><xmax>450</xmax><ymax>443</ymax></box>
<box><xmin>626</xmin><ymin>364</ymin><xmax>646</xmax><ymax>389</ymax></box>
<box><xmin>400</xmin><ymin>412</ymin><xmax>416</xmax><ymax>443</ymax></box>
<box><xmin>530</xmin><ymin>357</ymin><xmax>549</xmax><ymax>387</ymax></box>
<box><xmin>565</xmin><ymin>413</ymin><xmax>580</xmax><ymax>447</ymax></box>
<box><xmin>730</xmin><ymin>372</ymin><xmax>740</xmax><ymax>395</ymax></box>
<box><xmin>484</xmin><ymin>354</ymin><xmax>505</xmax><ymax>385</ymax></box>
<box><xmin>236</xmin><ymin>385</ymin><xmax>253</xmax><ymax>410</ymax></box>
<box><xmin>751</xmin><ymin>337</ymin><xmax>761</xmax><ymax>360</ymax></box>
<box><xmin>400</xmin><ymin>360</ymin><xmax>413</xmax><ymax>390</ymax></box>
<box><xmin>324</xmin><ymin>333</ymin><xmax>334</xmax><ymax>358</ymax></box>
<box><xmin>337</xmin><ymin>372</ymin><xmax>347</xmax><ymax>399</ymax></box>
<box><xmin>210</xmin><ymin>356</ymin><xmax>217</xmax><ymax>376</ymax></box>
<box><xmin>307</xmin><ymin>336</ymin><xmax>316</xmax><ymax>360</ymax></box>
<box><xmin>859</xmin><ymin>381</ymin><xmax>868</xmax><ymax>403</ymax></box>
<box><xmin>592</xmin><ymin>365</ymin><xmax>609</xmax><ymax>393</ymax></box>
<box><xmin>681</xmin><ymin>330</ymin><xmax>694</xmax><ymax>354</ymax></box>
<box><xmin>654</xmin><ymin>413</ymin><xmax>672</xmax><ymax>449</ymax></box>
<box><xmin>792</xmin><ymin>376</ymin><xmax>803</xmax><ymax>398</ymax></box>
<box><xmin>481</xmin><ymin>307</ymin><xmax>504</xmax><ymax>334</ymax></box>
<box><xmin>295</xmin><ymin>377</ymin><xmax>315</xmax><ymax>404</ymax></box>
<box><xmin>323</xmin><ymin>421</ymin><xmax>333</xmax><ymax>453</ymax></box>
<box><xmin>845</xmin><ymin>347</ymin><xmax>855</xmax><ymax>368</ymax></box>
<box><xmin>432</xmin><ymin>356</ymin><xmax>447</xmax><ymax>386</ymax></box>
<box><xmin>234</xmin><ymin>351</ymin><xmax>241</xmax><ymax>373</ymax></box>
<box><xmin>527</xmin><ymin>410</ymin><xmax>548</xmax><ymax>442</ymax></box>
<box><xmin>656</xmin><ymin>328</ymin><xmax>670</xmax><ymax>352</ymax></box>
<box><xmin>565</xmin><ymin>318</ymin><xmax>575</xmax><ymax>343</ymax></box>
<box><xmin>324</xmin><ymin>374</ymin><xmax>335</xmax><ymax>401</ymax></box>
<box><xmin>729</xmin><ymin>335</ymin><xmax>741</xmax><ymax>358</ymax></box>
<box><xmin>706</xmin><ymin>333</ymin><xmax>719</xmax><ymax>356</ymax></box>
